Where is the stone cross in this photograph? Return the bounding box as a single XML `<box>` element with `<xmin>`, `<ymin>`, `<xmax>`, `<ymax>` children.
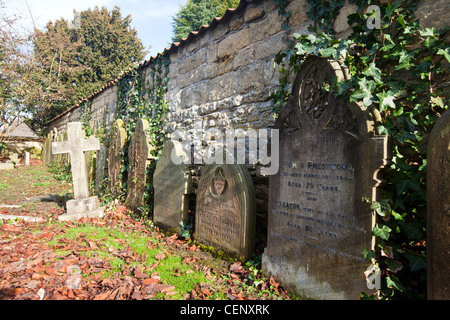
<box><xmin>52</xmin><ymin>122</ymin><xmax>100</xmax><ymax>200</ymax></box>
<box><xmin>52</xmin><ymin>122</ymin><xmax>104</xmax><ymax>221</ymax></box>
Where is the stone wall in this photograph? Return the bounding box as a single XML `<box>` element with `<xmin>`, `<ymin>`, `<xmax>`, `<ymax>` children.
<box><xmin>47</xmin><ymin>0</ymin><xmax>448</xmax><ymax>243</ymax></box>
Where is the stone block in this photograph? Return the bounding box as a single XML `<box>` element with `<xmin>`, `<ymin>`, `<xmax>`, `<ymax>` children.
<box><xmin>218</xmin><ymin>28</ymin><xmax>251</xmax><ymax>59</ymax></box>
<box><xmin>0</xmin><ymin>163</ymin><xmax>14</xmax><ymax>170</ymax></box>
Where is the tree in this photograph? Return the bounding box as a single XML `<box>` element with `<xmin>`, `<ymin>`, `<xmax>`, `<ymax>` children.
<box><xmin>172</xmin><ymin>0</ymin><xmax>239</xmax><ymax>42</ymax></box>
<box><xmin>28</xmin><ymin>6</ymin><xmax>146</xmax><ymax>134</ymax></box>
<box><xmin>0</xmin><ymin>0</ymin><xmax>30</xmax><ymax>141</ymax></box>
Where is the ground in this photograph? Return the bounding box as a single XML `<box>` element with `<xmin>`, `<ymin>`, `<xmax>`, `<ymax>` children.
<box><xmin>0</xmin><ymin>162</ymin><xmax>294</xmax><ymax>300</ymax></box>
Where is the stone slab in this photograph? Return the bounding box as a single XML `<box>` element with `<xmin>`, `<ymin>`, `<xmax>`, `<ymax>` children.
<box><xmin>0</xmin><ymin>163</ymin><xmax>14</xmax><ymax>170</ymax></box>
<box><xmin>58</xmin><ymin>207</ymin><xmax>105</xmax><ymax>222</ymax></box>
<box><xmin>66</xmin><ymin>196</ymin><xmax>101</xmax><ymax>215</ymax></box>
<box><xmin>427</xmin><ymin>109</ymin><xmax>450</xmax><ymax>300</ymax></box>
<box><xmin>0</xmin><ymin>214</ymin><xmax>44</xmax><ymax>223</ymax></box>
<box><xmin>153</xmin><ymin>140</ymin><xmax>192</xmax><ymax>232</ymax></box>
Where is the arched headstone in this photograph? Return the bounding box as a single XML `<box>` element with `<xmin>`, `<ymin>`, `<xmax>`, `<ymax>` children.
<box><xmin>195</xmin><ymin>163</ymin><xmax>256</xmax><ymax>261</ymax></box>
<box><xmin>262</xmin><ymin>56</ymin><xmax>391</xmax><ymax>299</ymax></box>
<box><xmin>108</xmin><ymin>119</ymin><xmax>127</xmax><ymax>198</ymax></box>
<box><xmin>125</xmin><ymin>119</ymin><xmax>154</xmax><ymax>213</ymax></box>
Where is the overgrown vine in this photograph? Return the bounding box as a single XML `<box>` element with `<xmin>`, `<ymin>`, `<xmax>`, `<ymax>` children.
<box><xmin>114</xmin><ymin>53</ymin><xmax>170</xmax><ymax>218</ymax></box>
<box><xmin>272</xmin><ymin>0</ymin><xmax>449</xmax><ymax>299</ymax></box>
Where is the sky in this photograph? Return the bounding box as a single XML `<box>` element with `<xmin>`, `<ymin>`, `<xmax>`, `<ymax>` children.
<box><xmin>1</xmin><ymin>0</ymin><xmax>188</xmax><ymax>59</ymax></box>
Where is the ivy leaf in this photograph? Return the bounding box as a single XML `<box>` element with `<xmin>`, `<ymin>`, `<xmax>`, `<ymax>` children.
<box><xmin>363</xmin><ymin>63</ymin><xmax>382</xmax><ymax>83</ymax></box>
<box><xmin>405</xmin><ymin>252</ymin><xmax>426</xmax><ymax>271</ymax></box>
<box><xmin>362</xmin><ymin>248</ymin><xmax>376</xmax><ymax>262</ymax></box>
<box><xmin>373</xmin><ymin>224</ymin><xmax>392</xmax><ymax>240</ymax></box>
<box><xmin>437</xmin><ymin>48</ymin><xmax>450</xmax><ymax>63</ymax></box>
<box><xmin>352</xmin><ymin>78</ymin><xmax>377</xmax><ymax>106</ymax></box>
<box><xmin>386</xmin><ymin>276</ymin><xmax>404</xmax><ymax>292</ymax></box>
<box><xmin>398</xmin><ymin>220</ymin><xmax>423</xmax><ymax>240</ymax></box>
<box><xmin>377</xmin><ymin>91</ymin><xmax>396</xmax><ymax>111</ymax></box>
<box><xmin>386</xmin><ymin>259</ymin><xmax>403</xmax><ymax>273</ymax></box>
<box><xmin>396</xmin><ymin>50</ymin><xmax>415</xmax><ymax>70</ymax></box>
<box><xmin>319</xmin><ymin>47</ymin><xmax>336</xmax><ymax>58</ymax></box>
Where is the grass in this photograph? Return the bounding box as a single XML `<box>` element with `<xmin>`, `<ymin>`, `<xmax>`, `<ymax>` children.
<box><xmin>44</xmin><ymin>223</ymin><xmax>231</xmax><ymax>299</ymax></box>
<box><xmin>1</xmin><ymin>164</ymin><xmax>295</xmax><ymax>300</ymax></box>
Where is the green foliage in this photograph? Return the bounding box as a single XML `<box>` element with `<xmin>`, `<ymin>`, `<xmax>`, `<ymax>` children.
<box><xmin>28</xmin><ymin>6</ymin><xmax>146</xmax><ymax>134</ymax></box>
<box><xmin>172</xmin><ymin>0</ymin><xmax>239</xmax><ymax>42</ymax></box>
<box><xmin>272</xmin><ymin>0</ymin><xmax>449</xmax><ymax>299</ymax></box>
<box><xmin>48</xmin><ymin>160</ymin><xmax>72</xmax><ymax>183</ymax></box>
<box><xmin>101</xmin><ymin>54</ymin><xmax>171</xmax><ymax>217</ymax></box>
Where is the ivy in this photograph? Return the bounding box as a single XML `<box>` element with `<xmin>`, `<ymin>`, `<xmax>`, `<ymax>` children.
<box><xmin>272</xmin><ymin>0</ymin><xmax>449</xmax><ymax>299</ymax></box>
<box><xmin>113</xmin><ymin>53</ymin><xmax>170</xmax><ymax>218</ymax></box>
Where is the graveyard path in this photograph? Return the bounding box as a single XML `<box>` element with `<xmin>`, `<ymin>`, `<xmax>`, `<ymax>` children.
<box><xmin>0</xmin><ymin>164</ymin><xmax>292</xmax><ymax>300</ymax></box>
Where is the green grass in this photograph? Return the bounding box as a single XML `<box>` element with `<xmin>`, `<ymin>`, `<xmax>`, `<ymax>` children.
<box><xmin>45</xmin><ymin>223</ymin><xmax>228</xmax><ymax>299</ymax></box>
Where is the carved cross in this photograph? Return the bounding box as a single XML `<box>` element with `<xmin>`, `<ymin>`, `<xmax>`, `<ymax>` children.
<box><xmin>52</xmin><ymin>122</ymin><xmax>100</xmax><ymax>200</ymax></box>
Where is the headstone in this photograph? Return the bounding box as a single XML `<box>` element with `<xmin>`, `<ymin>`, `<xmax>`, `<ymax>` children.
<box><xmin>153</xmin><ymin>140</ymin><xmax>192</xmax><ymax>232</ymax></box>
<box><xmin>195</xmin><ymin>163</ymin><xmax>256</xmax><ymax>261</ymax></box>
<box><xmin>10</xmin><ymin>153</ymin><xmax>19</xmax><ymax>164</ymax></box>
<box><xmin>262</xmin><ymin>56</ymin><xmax>390</xmax><ymax>300</ymax></box>
<box><xmin>25</xmin><ymin>152</ymin><xmax>30</xmax><ymax>166</ymax></box>
<box><xmin>52</xmin><ymin>122</ymin><xmax>105</xmax><ymax>221</ymax></box>
<box><xmin>43</xmin><ymin>131</ymin><xmax>54</xmax><ymax>165</ymax></box>
<box><xmin>124</xmin><ymin>119</ymin><xmax>154</xmax><ymax>213</ymax></box>
<box><xmin>108</xmin><ymin>119</ymin><xmax>127</xmax><ymax>198</ymax></box>
<box><xmin>0</xmin><ymin>163</ymin><xmax>14</xmax><ymax>170</ymax></box>
<box><xmin>94</xmin><ymin>145</ymin><xmax>107</xmax><ymax>193</ymax></box>
<box><xmin>427</xmin><ymin>109</ymin><xmax>450</xmax><ymax>300</ymax></box>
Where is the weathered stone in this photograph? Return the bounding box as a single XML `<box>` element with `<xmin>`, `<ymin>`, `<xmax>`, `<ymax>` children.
<box><xmin>333</xmin><ymin>4</ymin><xmax>358</xmax><ymax>34</ymax></box>
<box><xmin>108</xmin><ymin>119</ymin><xmax>127</xmax><ymax>198</ymax></box>
<box><xmin>244</xmin><ymin>7</ymin><xmax>265</xmax><ymax>23</ymax></box>
<box><xmin>427</xmin><ymin>109</ymin><xmax>450</xmax><ymax>300</ymax></box>
<box><xmin>0</xmin><ymin>163</ymin><xmax>14</xmax><ymax>170</ymax></box>
<box><xmin>262</xmin><ymin>56</ymin><xmax>390</xmax><ymax>300</ymax></box>
<box><xmin>218</xmin><ymin>27</ymin><xmax>251</xmax><ymax>59</ymax></box>
<box><xmin>25</xmin><ymin>152</ymin><xmax>30</xmax><ymax>166</ymax></box>
<box><xmin>125</xmin><ymin>119</ymin><xmax>154</xmax><ymax>213</ymax></box>
<box><xmin>51</xmin><ymin>122</ymin><xmax>105</xmax><ymax>221</ymax></box>
<box><xmin>10</xmin><ymin>153</ymin><xmax>19</xmax><ymax>164</ymax></box>
<box><xmin>153</xmin><ymin>140</ymin><xmax>192</xmax><ymax>232</ymax></box>
<box><xmin>238</xmin><ymin>61</ymin><xmax>264</xmax><ymax>93</ymax></box>
<box><xmin>195</xmin><ymin>163</ymin><xmax>256</xmax><ymax>261</ymax></box>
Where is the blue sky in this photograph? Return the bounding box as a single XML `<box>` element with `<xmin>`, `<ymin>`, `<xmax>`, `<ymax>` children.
<box><xmin>2</xmin><ymin>0</ymin><xmax>188</xmax><ymax>59</ymax></box>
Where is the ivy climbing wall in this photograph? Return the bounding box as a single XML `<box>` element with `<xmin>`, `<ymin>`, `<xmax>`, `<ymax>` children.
<box><xmin>47</xmin><ymin>0</ymin><xmax>448</xmax><ymax>246</ymax></box>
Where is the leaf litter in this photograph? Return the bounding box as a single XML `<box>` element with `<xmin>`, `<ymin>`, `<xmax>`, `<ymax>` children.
<box><xmin>0</xmin><ymin>165</ymin><xmax>293</xmax><ymax>300</ymax></box>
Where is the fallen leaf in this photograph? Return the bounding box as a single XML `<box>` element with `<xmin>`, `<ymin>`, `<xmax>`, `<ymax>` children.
<box><xmin>155</xmin><ymin>253</ymin><xmax>166</xmax><ymax>261</ymax></box>
<box><xmin>270</xmin><ymin>276</ymin><xmax>279</xmax><ymax>293</ymax></box>
<box><xmin>94</xmin><ymin>291</ymin><xmax>111</xmax><ymax>300</ymax></box>
<box><xmin>230</xmin><ymin>262</ymin><xmax>245</xmax><ymax>274</ymax></box>
<box><xmin>133</xmin><ymin>268</ymin><xmax>148</xmax><ymax>279</ymax></box>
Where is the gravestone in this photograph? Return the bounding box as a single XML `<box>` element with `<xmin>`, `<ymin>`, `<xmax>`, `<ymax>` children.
<box><xmin>108</xmin><ymin>119</ymin><xmax>127</xmax><ymax>198</ymax></box>
<box><xmin>10</xmin><ymin>153</ymin><xmax>19</xmax><ymax>164</ymax></box>
<box><xmin>153</xmin><ymin>140</ymin><xmax>192</xmax><ymax>232</ymax></box>
<box><xmin>124</xmin><ymin>119</ymin><xmax>154</xmax><ymax>213</ymax></box>
<box><xmin>43</xmin><ymin>130</ymin><xmax>54</xmax><ymax>165</ymax></box>
<box><xmin>262</xmin><ymin>56</ymin><xmax>390</xmax><ymax>300</ymax></box>
<box><xmin>196</xmin><ymin>163</ymin><xmax>256</xmax><ymax>261</ymax></box>
<box><xmin>427</xmin><ymin>109</ymin><xmax>450</xmax><ymax>300</ymax></box>
<box><xmin>94</xmin><ymin>145</ymin><xmax>107</xmax><ymax>193</ymax></box>
<box><xmin>25</xmin><ymin>152</ymin><xmax>30</xmax><ymax>166</ymax></box>
<box><xmin>52</xmin><ymin>122</ymin><xmax>105</xmax><ymax>221</ymax></box>
<box><xmin>0</xmin><ymin>163</ymin><xmax>14</xmax><ymax>170</ymax></box>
